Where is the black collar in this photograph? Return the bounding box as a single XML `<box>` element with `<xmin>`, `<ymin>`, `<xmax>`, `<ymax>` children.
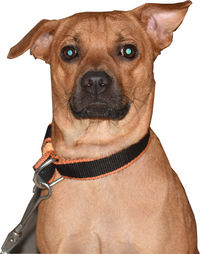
<box><xmin>34</xmin><ymin>125</ymin><xmax>150</xmax><ymax>181</ymax></box>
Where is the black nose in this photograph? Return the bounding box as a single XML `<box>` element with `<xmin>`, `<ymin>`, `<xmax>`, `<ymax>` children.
<box><xmin>80</xmin><ymin>71</ymin><xmax>112</xmax><ymax>97</ymax></box>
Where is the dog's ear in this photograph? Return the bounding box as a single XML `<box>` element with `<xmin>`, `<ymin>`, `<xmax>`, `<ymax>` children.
<box><xmin>132</xmin><ymin>1</ymin><xmax>192</xmax><ymax>52</ymax></box>
<box><xmin>8</xmin><ymin>19</ymin><xmax>59</xmax><ymax>63</ymax></box>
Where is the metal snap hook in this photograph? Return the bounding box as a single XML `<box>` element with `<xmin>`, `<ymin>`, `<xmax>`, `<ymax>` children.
<box><xmin>33</xmin><ymin>156</ymin><xmax>55</xmax><ymax>189</ymax></box>
<box><xmin>0</xmin><ymin>182</ymin><xmax>52</xmax><ymax>254</ymax></box>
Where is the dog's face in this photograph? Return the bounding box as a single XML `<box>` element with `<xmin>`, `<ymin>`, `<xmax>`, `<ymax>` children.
<box><xmin>50</xmin><ymin>11</ymin><xmax>155</xmax><ymax>121</ymax></box>
<box><xmin>8</xmin><ymin>1</ymin><xmax>191</xmax><ymax>156</ymax></box>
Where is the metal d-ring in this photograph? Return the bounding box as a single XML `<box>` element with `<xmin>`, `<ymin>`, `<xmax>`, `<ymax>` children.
<box><xmin>49</xmin><ymin>176</ymin><xmax>64</xmax><ymax>187</ymax></box>
<box><xmin>33</xmin><ymin>156</ymin><xmax>65</xmax><ymax>190</ymax></box>
<box><xmin>33</xmin><ymin>157</ymin><xmax>55</xmax><ymax>189</ymax></box>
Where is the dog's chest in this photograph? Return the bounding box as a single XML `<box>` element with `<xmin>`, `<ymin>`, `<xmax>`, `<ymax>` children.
<box><xmin>36</xmin><ymin>167</ymin><xmax>171</xmax><ymax>253</ymax></box>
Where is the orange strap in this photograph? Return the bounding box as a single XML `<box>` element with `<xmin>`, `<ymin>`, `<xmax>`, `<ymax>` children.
<box><xmin>33</xmin><ymin>125</ymin><xmax>150</xmax><ymax>182</ymax></box>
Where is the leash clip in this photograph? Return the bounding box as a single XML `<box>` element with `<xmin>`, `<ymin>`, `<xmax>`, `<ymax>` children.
<box><xmin>1</xmin><ymin>157</ymin><xmax>55</xmax><ymax>254</ymax></box>
<box><xmin>1</xmin><ymin>154</ymin><xmax>65</xmax><ymax>254</ymax></box>
<box><xmin>1</xmin><ymin>184</ymin><xmax>51</xmax><ymax>254</ymax></box>
<box><xmin>33</xmin><ymin>155</ymin><xmax>64</xmax><ymax>189</ymax></box>
<box><xmin>33</xmin><ymin>156</ymin><xmax>55</xmax><ymax>189</ymax></box>
<box><xmin>0</xmin><ymin>224</ymin><xmax>22</xmax><ymax>254</ymax></box>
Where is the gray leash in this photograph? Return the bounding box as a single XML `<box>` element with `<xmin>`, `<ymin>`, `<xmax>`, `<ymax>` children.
<box><xmin>1</xmin><ymin>158</ymin><xmax>64</xmax><ymax>254</ymax></box>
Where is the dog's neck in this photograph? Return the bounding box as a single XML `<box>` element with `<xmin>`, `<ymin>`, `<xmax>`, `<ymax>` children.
<box><xmin>51</xmin><ymin>86</ymin><xmax>155</xmax><ymax>160</ymax></box>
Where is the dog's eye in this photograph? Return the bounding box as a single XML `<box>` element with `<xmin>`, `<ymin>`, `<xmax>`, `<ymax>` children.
<box><xmin>119</xmin><ymin>44</ymin><xmax>138</xmax><ymax>59</ymax></box>
<box><xmin>60</xmin><ymin>46</ymin><xmax>79</xmax><ymax>61</ymax></box>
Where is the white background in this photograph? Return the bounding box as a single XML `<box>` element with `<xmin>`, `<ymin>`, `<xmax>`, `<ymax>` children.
<box><xmin>0</xmin><ymin>0</ymin><xmax>199</xmax><ymax>250</ymax></box>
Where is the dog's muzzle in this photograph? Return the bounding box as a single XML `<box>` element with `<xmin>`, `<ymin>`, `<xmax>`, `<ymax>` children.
<box><xmin>69</xmin><ymin>71</ymin><xmax>130</xmax><ymax>120</ymax></box>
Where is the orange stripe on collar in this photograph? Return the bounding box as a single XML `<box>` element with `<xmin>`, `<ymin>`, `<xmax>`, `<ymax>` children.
<box><xmin>34</xmin><ymin>124</ymin><xmax>150</xmax><ymax>182</ymax></box>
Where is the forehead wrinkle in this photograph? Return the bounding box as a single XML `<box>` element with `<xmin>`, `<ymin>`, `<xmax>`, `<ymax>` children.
<box><xmin>68</xmin><ymin>17</ymin><xmax>102</xmax><ymax>46</ymax></box>
<box><xmin>81</xmin><ymin>15</ymin><xmax>108</xmax><ymax>48</ymax></box>
<box><xmin>115</xmin><ymin>25</ymin><xmax>140</xmax><ymax>45</ymax></box>
<box><xmin>103</xmin><ymin>14</ymin><xmax>138</xmax><ymax>43</ymax></box>
<box><xmin>88</xmin><ymin>14</ymin><xmax>107</xmax><ymax>34</ymax></box>
<box><xmin>61</xmin><ymin>34</ymin><xmax>80</xmax><ymax>43</ymax></box>
<box><xmin>116</xmin><ymin>32</ymin><xmax>136</xmax><ymax>44</ymax></box>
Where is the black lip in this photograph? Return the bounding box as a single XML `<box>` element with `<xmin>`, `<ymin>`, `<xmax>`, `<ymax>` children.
<box><xmin>69</xmin><ymin>100</ymin><xmax>130</xmax><ymax>120</ymax></box>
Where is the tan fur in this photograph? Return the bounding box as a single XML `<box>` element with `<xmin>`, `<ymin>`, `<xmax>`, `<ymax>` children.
<box><xmin>8</xmin><ymin>1</ymin><xmax>198</xmax><ymax>253</ymax></box>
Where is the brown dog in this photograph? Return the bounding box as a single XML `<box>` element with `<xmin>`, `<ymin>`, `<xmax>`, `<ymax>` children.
<box><xmin>8</xmin><ymin>1</ymin><xmax>198</xmax><ymax>253</ymax></box>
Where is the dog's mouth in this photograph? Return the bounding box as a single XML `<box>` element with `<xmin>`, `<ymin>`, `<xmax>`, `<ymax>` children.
<box><xmin>69</xmin><ymin>70</ymin><xmax>130</xmax><ymax>120</ymax></box>
<box><xmin>69</xmin><ymin>99</ymin><xmax>130</xmax><ymax>120</ymax></box>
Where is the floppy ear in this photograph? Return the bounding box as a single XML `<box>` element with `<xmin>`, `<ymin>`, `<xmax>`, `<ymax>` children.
<box><xmin>8</xmin><ymin>19</ymin><xmax>59</xmax><ymax>63</ymax></box>
<box><xmin>132</xmin><ymin>1</ymin><xmax>192</xmax><ymax>52</ymax></box>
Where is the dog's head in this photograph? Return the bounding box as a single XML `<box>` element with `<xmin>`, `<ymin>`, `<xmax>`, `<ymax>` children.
<box><xmin>8</xmin><ymin>1</ymin><xmax>191</xmax><ymax>157</ymax></box>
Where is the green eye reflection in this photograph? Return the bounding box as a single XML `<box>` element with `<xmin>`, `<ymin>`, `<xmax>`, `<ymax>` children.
<box><xmin>61</xmin><ymin>45</ymin><xmax>79</xmax><ymax>61</ymax></box>
<box><xmin>125</xmin><ymin>48</ymin><xmax>132</xmax><ymax>55</ymax></box>
<box><xmin>120</xmin><ymin>44</ymin><xmax>138</xmax><ymax>59</ymax></box>
<box><xmin>67</xmin><ymin>49</ymin><xmax>73</xmax><ymax>56</ymax></box>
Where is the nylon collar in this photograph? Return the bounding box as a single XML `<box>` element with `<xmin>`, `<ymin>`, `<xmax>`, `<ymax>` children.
<box><xmin>34</xmin><ymin>124</ymin><xmax>150</xmax><ymax>182</ymax></box>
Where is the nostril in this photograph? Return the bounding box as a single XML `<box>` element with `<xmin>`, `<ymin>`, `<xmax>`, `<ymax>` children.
<box><xmin>87</xmin><ymin>79</ymin><xmax>93</xmax><ymax>87</ymax></box>
<box><xmin>80</xmin><ymin>71</ymin><xmax>113</xmax><ymax>95</ymax></box>
<box><xmin>82</xmin><ymin>78</ymin><xmax>93</xmax><ymax>88</ymax></box>
<box><xmin>98</xmin><ymin>78</ymin><xmax>105</xmax><ymax>87</ymax></box>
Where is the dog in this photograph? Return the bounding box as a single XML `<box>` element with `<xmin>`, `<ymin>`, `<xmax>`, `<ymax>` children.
<box><xmin>7</xmin><ymin>1</ymin><xmax>198</xmax><ymax>253</ymax></box>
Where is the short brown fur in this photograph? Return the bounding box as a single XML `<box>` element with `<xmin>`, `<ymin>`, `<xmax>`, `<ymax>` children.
<box><xmin>8</xmin><ymin>1</ymin><xmax>199</xmax><ymax>253</ymax></box>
